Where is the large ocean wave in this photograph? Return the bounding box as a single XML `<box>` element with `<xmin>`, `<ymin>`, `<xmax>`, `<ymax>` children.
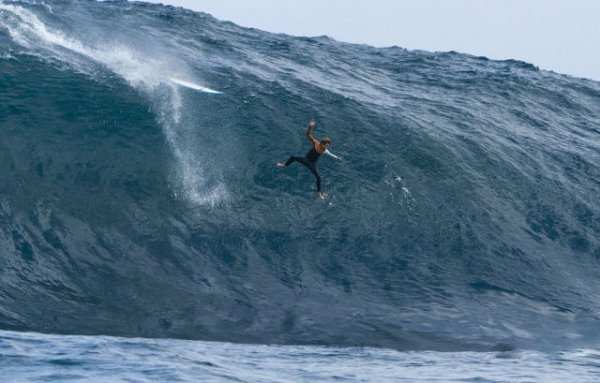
<box><xmin>1</xmin><ymin>0</ymin><xmax>600</xmax><ymax>351</ymax></box>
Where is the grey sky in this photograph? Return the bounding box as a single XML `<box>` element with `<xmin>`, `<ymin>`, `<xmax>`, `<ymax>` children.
<box><xmin>143</xmin><ymin>0</ymin><xmax>600</xmax><ymax>81</ymax></box>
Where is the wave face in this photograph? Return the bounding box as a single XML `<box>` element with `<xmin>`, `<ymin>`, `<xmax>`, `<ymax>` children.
<box><xmin>1</xmin><ymin>0</ymin><xmax>600</xmax><ymax>351</ymax></box>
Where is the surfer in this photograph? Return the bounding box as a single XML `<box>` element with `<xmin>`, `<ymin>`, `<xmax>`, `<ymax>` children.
<box><xmin>277</xmin><ymin>119</ymin><xmax>341</xmax><ymax>199</ymax></box>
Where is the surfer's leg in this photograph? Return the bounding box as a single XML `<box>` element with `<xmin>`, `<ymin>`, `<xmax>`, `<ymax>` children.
<box><xmin>280</xmin><ymin>157</ymin><xmax>321</xmax><ymax>192</ymax></box>
<box><xmin>285</xmin><ymin>156</ymin><xmax>309</xmax><ymax>167</ymax></box>
<box><xmin>308</xmin><ymin>165</ymin><xmax>321</xmax><ymax>192</ymax></box>
<box><xmin>278</xmin><ymin>156</ymin><xmax>302</xmax><ymax>168</ymax></box>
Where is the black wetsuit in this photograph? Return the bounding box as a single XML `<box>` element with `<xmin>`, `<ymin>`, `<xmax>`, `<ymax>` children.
<box><xmin>285</xmin><ymin>147</ymin><xmax>322</xmax><ymax>192</ymax></box>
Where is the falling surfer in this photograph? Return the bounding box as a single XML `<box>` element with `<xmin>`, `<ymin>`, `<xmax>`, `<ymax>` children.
<box><xmin>277</xmin><ymin>119</ymin><xmax>342</xmax><ymax>199</ymax></box>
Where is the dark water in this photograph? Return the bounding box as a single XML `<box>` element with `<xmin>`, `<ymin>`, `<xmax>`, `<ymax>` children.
<box><xmin>1</xmin><ymin>0</ymin><xmax>600</xmax><ymax>353</ymax></box>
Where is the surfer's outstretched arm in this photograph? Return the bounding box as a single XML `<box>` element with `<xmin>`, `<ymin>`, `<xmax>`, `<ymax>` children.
<box><xmin>306</xmin><ymin>119</ymin><xmax>318</xmax><ymax>145</ymax></box>
<box><xmin>324</xmin><ymin>149</ymin><xmax>342</xmax><ymax>160</ymax></box>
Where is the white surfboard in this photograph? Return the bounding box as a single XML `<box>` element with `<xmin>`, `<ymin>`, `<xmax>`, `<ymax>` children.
<box><xmin>169</xmin><ymin>78</ymin><xmax>222</xmax><ymax>94</ymax></box>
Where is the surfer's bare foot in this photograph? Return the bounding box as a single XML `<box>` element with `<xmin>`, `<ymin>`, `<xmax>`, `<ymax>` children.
<box><xmin>276</xmin><ymin>162</ymin><xmax>285</xmax><ymax>168</ymax></box>
<box><xmin>318</xmin><ymin>192</ymin><xmax>327</xmax><ymax>200</ymax></box>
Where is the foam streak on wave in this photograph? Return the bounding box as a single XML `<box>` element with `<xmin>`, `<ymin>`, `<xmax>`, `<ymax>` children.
<box><xmin>0</xmin><ymin>0</ymin><xmax>226</xmax><ymax>206</ymax></box>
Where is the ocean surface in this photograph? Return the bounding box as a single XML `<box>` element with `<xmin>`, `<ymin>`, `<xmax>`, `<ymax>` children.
<box><xmin>2</xmin><ymin>330</ymin><xmax>600</xmax><ymax>383</ymax></box>
<box><xmin>1</xmin><ymin>0</ymin><xmax>600</xmax><ymax>381</ymax></box>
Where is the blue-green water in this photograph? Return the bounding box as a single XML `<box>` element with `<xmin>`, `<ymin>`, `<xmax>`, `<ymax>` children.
<box><xmin>1</xmin><ymin>0</ymin><xmax>600</xmax><ymax>365</ymax></box>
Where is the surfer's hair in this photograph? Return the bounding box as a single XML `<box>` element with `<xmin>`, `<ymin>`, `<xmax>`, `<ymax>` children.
<box><xmin>321</xmin><ymin>137</ymin><xmax>332</xmax><ymax>145</ymax></box>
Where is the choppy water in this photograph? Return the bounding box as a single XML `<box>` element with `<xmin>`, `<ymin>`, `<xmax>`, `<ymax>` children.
<box><xmin>2</xmin><ymin>330</ymin><xmax>600</xmax><ymax>382</ymax></box>
<box><xmin>0</xmin><ymin>0</ymin><xmax>600</xmax><ymax>356</ymax></box>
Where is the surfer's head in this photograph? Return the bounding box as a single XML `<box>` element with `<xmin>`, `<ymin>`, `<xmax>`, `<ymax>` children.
<box><xmin>321</xmin><ymin>137</ymin><xmax>331</xmax><ymax>147</ymax></box>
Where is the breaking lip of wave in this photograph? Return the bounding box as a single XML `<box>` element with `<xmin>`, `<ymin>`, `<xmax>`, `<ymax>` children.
<box><xmin>0</xmin><ymin>0</ymin><xmax>227</xmax><ymax>206</ymax></box>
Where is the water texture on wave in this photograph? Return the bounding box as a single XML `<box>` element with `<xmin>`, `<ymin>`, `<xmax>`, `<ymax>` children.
<box><xmin>1</xmin><ymin>0</ymin><xmax>600</xmax><ymax>351</ymax></box>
